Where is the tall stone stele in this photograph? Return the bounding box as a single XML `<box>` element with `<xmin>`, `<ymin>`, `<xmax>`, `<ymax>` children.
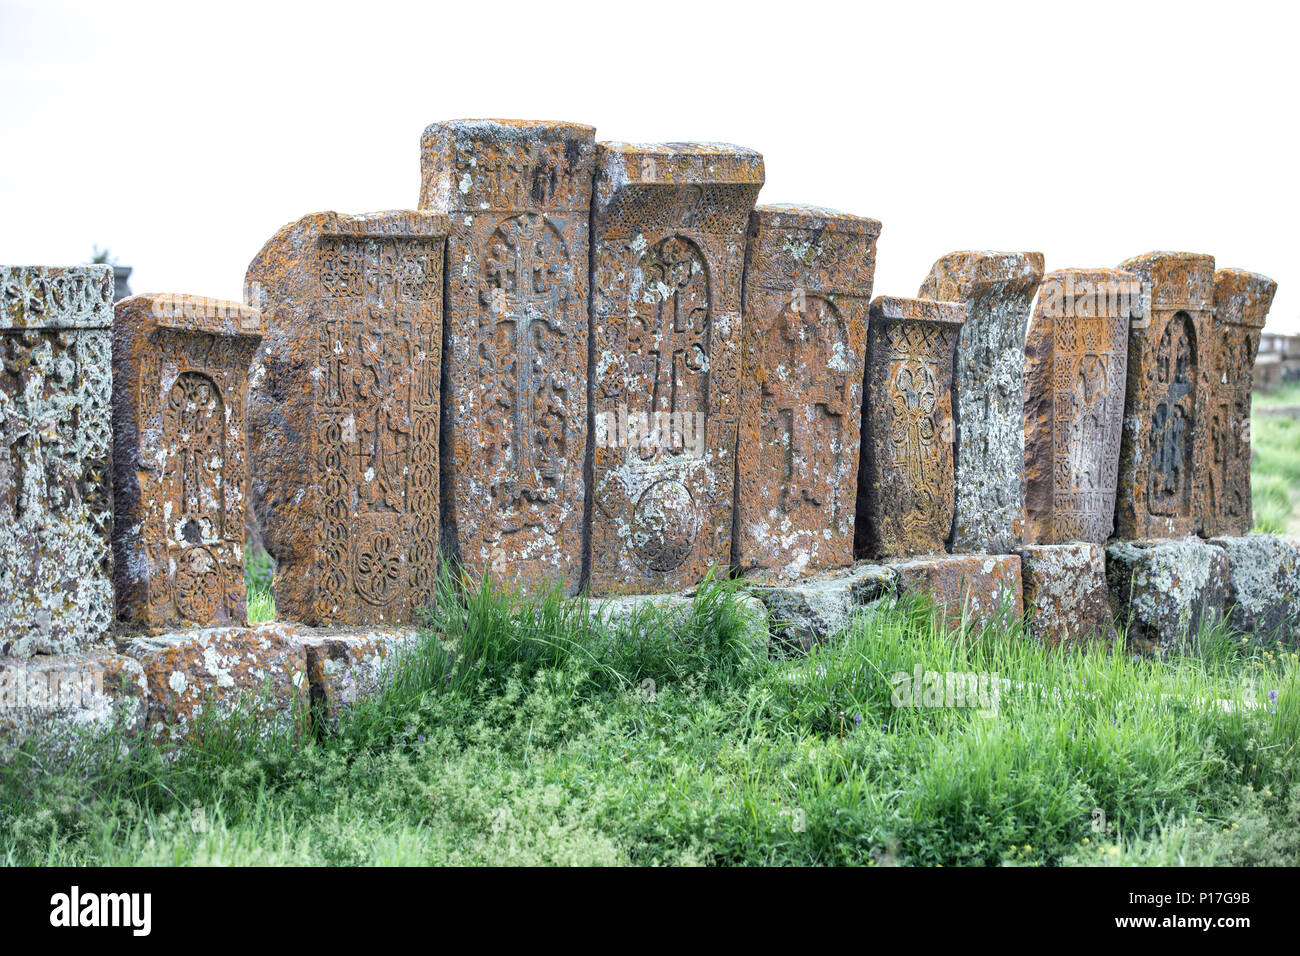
<box><xmin>1023</xmin><ymin>268</ymin><xmax>1137</xmax><ymax>544</ymax></box>
<box><xmin>918</xmin><ymin>251</ymin><xmax>1044</xmax><ymax>553</ymax></box>
<box><xmin>112</xmin><ymin>294</ymin><xmax>263</xmax><ymax>631</ymax></box>
<box><xmin>734</xmin><ymin>204</ymin><xmax>880</xmax><ymax>579</ymax></box>
<box><xmin>1114</xmin><ymin>251</ymin><xmax>1216</xmax><ymax>540</ymax></box>
<box><xmin>1</xmin><ymin>265</ymin><xmax>115</xmax><ymax>655</ymax></box>
<box><xmin>246</xmin><ymin>210</ymin><xmax>448</xmax><ymax>626</ymax></box>
<box><xmin>1204</xmin><ymin>268</ymin><xmax>1277</xmax><ymax>536</ymax></box>
<box><xmin>419</xmin><ymin>119</ymin><xmax>594</xmax><ymax>593</ymax></box>
<box><xmin>856</xmin><ymin>295</ymin><xmax>965</xmax><ymax>560</ymax></box>
<box><xmin>588</xmin><ymin>142</ymin><xmax>763</xmax><ymax>594</ymax></box>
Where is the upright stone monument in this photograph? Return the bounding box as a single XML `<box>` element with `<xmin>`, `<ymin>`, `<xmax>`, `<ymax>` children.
<box><xmin>419</xmin><ymin>120</ymin><xmax>594</xmax><ymax>592</ymax></box>
<box><xmin>245</xmin><ymin>211</ymin><xmax>447</xmax><ymax>626</ymax></box>
<box><xmin>112</xmin><ymin>294</ymin><xmax>264</xmax><ymax>631</ymax></box>
<box><xmin>588</xmin><ymin>142</ymin><xmax>763</xmax><ymax>594</ymax></box>
<box><xmin>856</xmin><ymin>295</ymin><xmax>964</xmax><ymax>559</ymax></box>
<box><xmin>1114</xmin><ymin>252</ymin><xmax>1216</xmax><ymax>540</ymax></box>
<box><xmin>1</xmin><ymin>265</ymin><xmax>115</xmax><ymax>656</ymax></box>
<box><xmin>1204</xmin><ymin>268</ymin><xmax>1277</xmax><ymax>537</ymax></box>
<box><xmin>734</xmin><ymin>205</ymin><xmax>880</xmax><ymax>579</ymax></box>
<box><xmin>918</xmin><ymin>251</ymin><xmax>1044</xmax><ymax>553</ymax></box>
<box><xmin>1023</xmin><ymin>268</ymin><xmax>1136</xmax><ymax>544</ymax></box>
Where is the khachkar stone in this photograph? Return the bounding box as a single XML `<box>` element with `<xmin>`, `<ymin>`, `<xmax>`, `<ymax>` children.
<box><xmin>1023</xmin><ymin>269</ymin><xmax>1137</xmax><ymax>544</ymax></box>
<box><xmin>245</xmin><ymin>211</ymin><xmax>447</xmax><ymax>626</ymax></box>
<box><xmin>419</xmin><ymin>120</ymin><xmax>593</xmax><ymax>592</ymax></box>
<box><xmin>589</xmin><ymin>142</ymin><xmax>763</xmax><ymax>594</ymax></box>
<box><xmin>1114</xmin><ymin>252</ymin><xmax>1215</xmax><ymax>539</ymax></box>
<box><xmin>1204</xmin><ymin>268</ymin><xmax>1277</xmax><ymax>537</ymax></box>
<box><xmin>112</xmin><ymin>294</ymin><xmax>264</xmax><ymax>631</ymax></box>
<box><xmin>855</xmin><ymin>296</ymin><xmax>964</xmax><ymax>559</ymax></box>
<box><xmin>1</xmin><ymin>265</ymin><xmax>114</xmax><ymax>656</ymax></box>
<box><xmin>918</xmin><ymin>251</ymin><xmax>1044</xmax><ymax>553</ymax></box>
<box><xmin>734</xmin><ymin>205</ymin><xmax>880</xmax><ymax>579</ymax></box>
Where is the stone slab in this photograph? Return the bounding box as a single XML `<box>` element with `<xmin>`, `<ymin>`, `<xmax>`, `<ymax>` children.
<box><xmin>588</xmin><ymin>142</ymin><xmax>762</xmax><ymax>594</ymax></box>
<box><xmin>1023</xmin><ymin>268</ymin><xmax>1135</xmax><ymax>544</ymax></box>
<box><xmin>746</xmin><ymin>562</ymin><xmax>895</xmax><ymax>650</ymax></box>
<box><xmin>119</xmin><ymin>623</ymin><xmax>310</xmax><ymax>744</ymax></box>
<box><xmin>245</xmin><ymin>210</ymin><xmax>447</xmax><ymax>626</ymax></box>
<box><xmin>734</xmin><ymin>204</ymin><xmax>878</xmax><ymax>578</ymax></box>
<box><xmin>1203</xmin><ymin>268</ymin><xmax>1277</xmax><ymax>537</ymax></box>
<box><xmin>886</xmin><ymin>553</ymin><xmax>1024</xmax><ymax>630</ymax></box>
<box><xmin>591</xmin><ymin>591</ymin><xmax>769</xmax><ymax>652</ymax></box>
<box><xmin>856</xmin><ymin>295</ymin><xmax>964</xmax><ymax>559</ymax></box>
<box><xmin>918</xmin><ymin>251</ymin><xmax>1044</xmax><ymax>553</ymax></box>
<box><xmin>419</xmin><ymin>119</ymin><xmax>593</xmax><ymax>593</ymax></box>
<box><xmin>112</xmin><ymin>294</ymin><xmax>263</xmax><ymax>631</ymax></box>
<box><xmin>1017</xmin><ymin>543</ymin><xmax>1115</xmax><ymax>648</ymax></box>
<box><xmin>295</xmin><ymin>630</ymin><xmax>418</xmax><ymax>722</ymax></box>
<box><xmin>1114</xmin><ymin>252</ymin><xmax>1216</xmax><ymax>539</ymax></box>
<box><xmin>0</xmin><ymin>651</ymin><xmax>148</xmax><ymax>764</ymax></box>
<box><xmin>1105</xmin><ymin>537</ymin><xmax>1230</xmax><ymax>654</ymax></box>
<box><xmin>1208</xmin><ymin>534</ymin><xmax>1300</xmax><ymax>643</ymax></box>
<box><xmin>1</xmin><ymin>264</ymin><xmax>116</xmax><ymax>656</ymax></box>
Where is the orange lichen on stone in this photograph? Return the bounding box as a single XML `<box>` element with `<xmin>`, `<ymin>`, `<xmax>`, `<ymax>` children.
<box><xmin>112</xmin><ymin>294</ymin><xmax>263</xmax><ymax>632</ymax></box>
<box><xmin>419</xmin><ymin>120</ymin><xmax>594</xmax><ymax>594</ymax></box>
<box><xmin>1023</xmin><ymin>268</ymin><xmax>1136</xmax><ymax>544</ymax></box>
<box><xmin>887</xmin><ymin>553</ymin><xmax>1023</xmax><ymax>630</ymax></box>
<box><xmin>734</xmin><ymin>204</ymin><xmax>879</xmax><ymax>581</ymax></box>
<box><xmin>245</xmin><ymin>210</ymin><xmax>448</xmax><ymax>626</ymax></box>
<box><xmin>1114</xmin><ymin>252</ymin><xmax>1216</xmax><ymax>540</ymax></box>
<box><xmin>587</xmin><ymin>141</ymin><xmax>763</xmax><ymax>594</ymax></box>
<box><xmin>856</xmin><ymin>295</ymin><xmax>964</xmax><ymax>560</ymax></box>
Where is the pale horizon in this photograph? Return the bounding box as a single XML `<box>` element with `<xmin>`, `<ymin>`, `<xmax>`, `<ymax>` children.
<box><xmin>2</xmin><ymin>0</ymin><xmax>1296</xmax><ymax>331</ymax></box>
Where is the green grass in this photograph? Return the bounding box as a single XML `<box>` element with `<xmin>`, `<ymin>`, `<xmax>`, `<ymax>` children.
<box><xmin>1252</xmin><ymin>387</ymin><xmax>1300</xmax><ymax>534</ymax></box>
<box><xmin>2</xmin><ymin>571</ymin><xmax>1297</xmax><ymax>867</ymax></box>
<box><xmin>245</xmin><ymin>550</ymin><xmax>275</xmax><ymax>623</ymax></box>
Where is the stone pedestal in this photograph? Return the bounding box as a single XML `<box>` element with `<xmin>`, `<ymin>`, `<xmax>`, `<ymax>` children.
<box><xmin>1017</xmin><ymin>543</ymin><xmax>1114</xmax><ymax>647</ymax></box>
<box><xmin>1105</xmin><ymin>538</ymin><xmax>1230</xmax><ymax>654</ymax></box>
<box><xmin>886</xmin><ymin>553</ymin><xmax>1023</xmax><ymax>630</ymax></box>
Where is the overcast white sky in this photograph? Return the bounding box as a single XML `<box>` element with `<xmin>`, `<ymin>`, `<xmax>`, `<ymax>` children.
<box><xmin>2</xmin><ymin>0</ymin><xmax>1296</xmax><ymax>330</ymax></box>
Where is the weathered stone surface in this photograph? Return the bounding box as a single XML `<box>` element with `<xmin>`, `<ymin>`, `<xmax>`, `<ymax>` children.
<box><xmin>1105</xmin><ymin>538</ymin><xmax>1229</xmax><ymax>653</ymax></box>
<box><xmin>855</xmin><ymin>296</ymin><xmax>964</xmax><ymax>559</ymax></box>
<box><xmin>112</xmin><ymin>294</ymin><xmax>263</xmax><ymax>631</ymax></box>
<box><xmin>1114</xmin><ymin>252</ymin><xmax>1216</xmax><ymax>539</ymax></box>
<box><xmin>120</xmin><ymin>623</ymin><xmax>309</xmax><ymax>743</ymax></box>
<box><xmin>734</xmin><ymin>204</ymin><xmax>879</xmax><ymax>579</ymax></box>
<box><xmin>1</xmin><ymin>264</ymin><xmax>115</xmax><ymax>656</ymax></box>
<box><xmin>747</xmin><ymin>562</ymin><xmax>895</xmax><ymax>650</ymax></box>
<box><xmin>918</xmin><ymin>251</ymin><xmax>1044</xmax><ymax>553</ymax></box>
<box><xmin>1208</xmin><ymin>534</ymin><xmax>1300</xmax><ymax>642</ymax></box>
<box><xmin>245</xmin><ymin>211</ymin><xmax>447</xmax><ymax>626</ymax></box>
<box><xmin>1204</xmin><ymin>269</ymin><xmax>1277</xmax><ymax>537</ymax></box>
<box><xmin>419</xmin><ymin>119</ymin><xmax>593</xmax><ymax>593</ymax></box>
<box><xmin>1023</xmin><ymin>269</ymin><xmax>1136</xmax><ymax>544</ymax></box>
<box><xmin>591</xmin><ymin>592</ymin><xmax>769</xmax><ymax>651</ymax></box>
<box><xmin>1017</xmin><ymin>543</ymin><xmax>1114</xmax><ymax>648</ymax></box>
<box><xmin>887</xmin><ymin>553</ymin><xmax>1023</xmax><ymax>629</ymax></box>
<box><xmin>0</xmin><ymin>651</ymin><xmax>147</xmax><ymax>763</ymax></box>
<box><xmin>588</xmin><ymin>142</ymin><xmax>762</xmax><ymax>594</ymax></box>
<box><xmin>296</xmin><ymin>630</ymin><xmax>417</xmax><ymax>722</ymax></box>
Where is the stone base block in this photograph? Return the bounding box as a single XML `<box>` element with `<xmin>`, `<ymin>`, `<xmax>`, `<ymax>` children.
<box><xmin>886</xmin><ymin>554</ymin><xmax>1024</xmax><ymax>630</ymax></box>
<box><xmin>746</xmin><ymin>563</ymin><xmax>895</xmax><ymax>649</ymax></box>
<box><xmin>119</xmin><ymin>623</ymin><xmax>310</xmax><ymax>744</ymax></box>
<box><xmin>1018</xmin><ymin>543</ymin><xmax>1115</xmax><ymax>648</ymax></box>
<box><xmin>1105</xmin><ymin>538</ymin><xmax>1230</xmax><ymax>654</ymax></box>
<box><xmin>0</xmin><ymin>651</ymin><xmax>148</xmax><ymax>764</ymax></box>
<box><xmin>1207</xmin><ymin>534</ymin><xmax>1300</xmax><ymax>643</ymax></box>
<box><xmin>296</xmin><ymin>630</ymin><xmax>419</xmax><ymax>722</ymax></box>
